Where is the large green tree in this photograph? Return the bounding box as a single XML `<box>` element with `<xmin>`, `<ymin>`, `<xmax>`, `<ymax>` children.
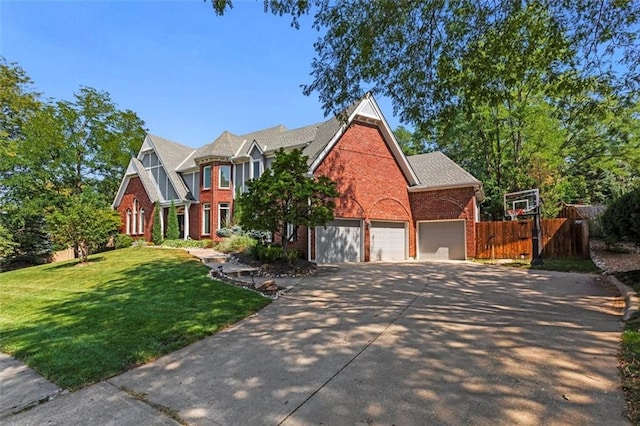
<box><xmin>212</xmin><ymin>1</ymin><xmax>640</xmax><ymax>217</ymax></box>
<box><xmin>47</xmin><ymin>189</ymin><xmax>121</xmax><ymax>263</ymax></box>
<box><xmin>0</xmin><ymin>61</ymin><xmax>146</xmax><ymax>264</ymax></box>
<box><xmin>238</xmin><ymin>148</ymin><xmax>338</xmax><ymax>254</ymax></box>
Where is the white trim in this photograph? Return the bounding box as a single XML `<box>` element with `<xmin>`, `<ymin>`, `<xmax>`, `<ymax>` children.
<box><xmin>126</xmin><ymin>209</ymin><xmax>131</xmax><ymax>235</ymax></box>
<box><xmin>408</xmin><ymin>182</ymin><xmax>482</xmax><ymax>193</ymax></box>
<box><xmin>308</xmin><ymin>226</ymin><xmax>312</xmax><ymax>262</ymax></box>
<box><xmin>184</xmin><ymin>203</ymin><xmax>190</xmax><ymax>240</ymax></box>
<box><xmin>138</xmin><ymin>207</ymin><xmax>145</xmax><ymax>235</ymax></box>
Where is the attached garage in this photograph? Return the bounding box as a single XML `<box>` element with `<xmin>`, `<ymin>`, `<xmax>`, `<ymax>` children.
<box><xmin>316</xmin><ymin>219</ymin><xmax>362</xmax><ymax>263</ymax></box>
<box><xmin>370</xmin><ymin>221</ymin><xmax>407</xmax><ymax>261</ymax></box>
<box><xmin>418</xmin><ymin>220</ymin><xmax>466</xmax><ymax>260</ymax></box>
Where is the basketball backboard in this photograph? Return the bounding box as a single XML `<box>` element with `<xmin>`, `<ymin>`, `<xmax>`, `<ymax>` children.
<box><xmin>504</xmin><ymin>189</ymin><xmax>540</xmax><ymax>220</ymax></box>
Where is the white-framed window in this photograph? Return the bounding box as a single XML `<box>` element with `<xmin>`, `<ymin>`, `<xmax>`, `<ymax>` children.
<box><xmin>252</xmin><ymin>159</ymin><xmax>262</xmax><ymax>180</ymax></box>
<box><xmin>202</xmin><ymin>203</ymin><xmax>211</xmax><ymax>235</ymax></box>
<box><xmin>126</xmin><ymin>209</ymin><xmax>132</xmax><ymax>235</ymax></box>
<box><xmin>218</xmin><ymin>203</ymin><xmax>230</xmax><ymax>230</ymax></box>
<box><xmin>219</xmin><ymin>165</ymin><xmax>231</xmax><ymax>189</ymax></box>
<box><xmin>202</xmin><ymin>165</ymin><xmax>211</xmax><ymax>190</ymax></box>
<box><xmin>138</xmin><ymin>208</ymin><xmax>145</xmax><ymax>235</ymax></box>
<box><xmin>286</xmin><ymin>223</ymin><xmax>297</xmax><ymax>241</ymax></box>
<box><xmin>132</xmin><ymin>199</ymin><xmax>138</xmax><ymax>235</ymax></box>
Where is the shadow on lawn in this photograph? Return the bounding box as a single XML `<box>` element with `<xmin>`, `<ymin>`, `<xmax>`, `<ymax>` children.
<box><xmin>4</xmin><ymin>255</ymin><xmax>269</xmax><ymax>390</ymax></box>
<box><xmin>48</xmin><ymin>256</ymin><xmax>107</xmax><ymax>270</ymax></box>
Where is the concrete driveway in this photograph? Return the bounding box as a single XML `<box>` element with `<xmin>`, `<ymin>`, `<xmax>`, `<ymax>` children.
<box><xmin>6</xmin><ymin>262</ymin><xmax>626</xmax><ymax>425</ymax></box>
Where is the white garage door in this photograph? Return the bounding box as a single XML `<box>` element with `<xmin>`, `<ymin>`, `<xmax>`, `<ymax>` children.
<box><xmin>418</xmin><ymin>220</ymin><xmax>466</xmax><ymax>260</ymax></box>
<box><xmin>370</xmin><ymin>221</ymin><xmax>406</xmax><ymax>261</ymax></box>
<box><xmin>316</xmin><ymin>219</ymin><xmax>362</xmax><ymax>263</ymax></box>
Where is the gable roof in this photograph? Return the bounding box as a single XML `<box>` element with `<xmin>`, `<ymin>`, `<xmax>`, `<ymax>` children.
<box><xmin>407</xmin><ymin>151</ymin><xmax>483</xmax><ymax>196</ymax></box>
<box><xmin>306</xmin><ymin>93</ymin><xmax>419</xmax><ymax>186</ymax></box>
<box><xmin>114</xmin><ymin>94</ymin><xmax>483</xmax><ymax>208</ymax></box>
<box><xmin>112</xmin><ymin>157</ymin><xmax>160</xmax><ymax>208</ymax></box>
<box><xmin>142</xmin><ymin>134</ymin><xmax>195</xmax><ymax>201</ymax></box>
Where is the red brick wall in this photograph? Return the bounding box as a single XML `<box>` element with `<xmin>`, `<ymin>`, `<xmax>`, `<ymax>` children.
<box><xmin>410</xmin><ymin>187</ymin><xmax>478</xmax><ymax>258</ymax></box>
<box><xmin>199</xmin><ymin>161</ymin><xmax>234</xmax><ymax>242</ymax></box>
<box><xmin>188</xmin><ymin>203</ymin><xmax>200</xmax><ymax>240</ymax></box>
<box><xmin>315</xmin><ymin>122</ymin><xmax>414</xmax><ymax>260</ymax></box>
<box><xmin>117</xmin><ymin>176</ymin><xmax>154</xmax><ymax>241</ymax></box>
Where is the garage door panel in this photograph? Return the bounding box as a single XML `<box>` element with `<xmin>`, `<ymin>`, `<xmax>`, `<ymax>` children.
<box><xmin>317</xmin><ymin>220</ymin><xmax>361</xmax><ymax>263</ymax></box>
<box><xmin>419</xmin><ymin>221</ymin><xmax>466</xmax><ymax>260</ymax></box>
<box><xmin>370</xmin><ymin>221</ymin><xmax>406</xmax><ymax>261</ymax></box>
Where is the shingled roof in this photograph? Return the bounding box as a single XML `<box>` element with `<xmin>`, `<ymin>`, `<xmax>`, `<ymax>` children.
<box><xmin>114</xmin><ymin>94</ymin><xmax>482</xmax><ymax>210</ymax></box>
<box><xmin>407</xmin><ymin>151</ymin><xmax>482</xmax><ymax>190</ymax></box>
<box><xmin>145</xmin><ymin>134</ymin><xmax>194</xmax><ymax>201</ymax></box>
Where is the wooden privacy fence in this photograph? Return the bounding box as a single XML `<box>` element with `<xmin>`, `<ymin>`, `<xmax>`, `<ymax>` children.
<box><xmin>475</xmin><ymin>218</ymin><xmax>590</xmax><ymax>259</ymax></box>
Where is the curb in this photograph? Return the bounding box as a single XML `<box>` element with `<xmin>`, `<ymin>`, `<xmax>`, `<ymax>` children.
<box><xmin>607</xmin><ymin>274</ymin><xmax>639</xmax><ymax>322</ymax></box>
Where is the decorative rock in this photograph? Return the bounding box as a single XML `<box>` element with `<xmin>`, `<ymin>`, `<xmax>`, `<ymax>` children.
<box><xmin>255</xmin><ymin>279</ymin><xmax>276</xmax><ymax>291</ymax></box>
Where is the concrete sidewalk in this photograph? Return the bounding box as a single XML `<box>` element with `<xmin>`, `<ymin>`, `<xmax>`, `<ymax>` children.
<box><xmin>2</xmin><ymin>262</ymin><xmax>628</xmax><ymax>425</ymax></box>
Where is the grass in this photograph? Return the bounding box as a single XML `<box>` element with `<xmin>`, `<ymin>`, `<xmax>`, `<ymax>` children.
<box><xmin>0</xmin><ymin>247</ymin><xmax>270</xmax><ymax>390</ymax></box>
<box><xmin>475</xmin><ymin>257</ymin><xmax>600</xmax><ymax>273</ymax></box>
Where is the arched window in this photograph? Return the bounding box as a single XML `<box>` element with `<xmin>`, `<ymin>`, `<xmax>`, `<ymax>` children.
<box><xmin>138</xmin><ymin>208</ymin><xmax>145</xmax><ymax>235</ymax></box>
<box><xmin>126</xmin><ymin>209</ymin><xmax>132</xmax><ymax>235</ymax></box>
<box><xmin>132</xmin><ymin>199</ymin><xmax>138</xmax><ymax>235</ymax></box>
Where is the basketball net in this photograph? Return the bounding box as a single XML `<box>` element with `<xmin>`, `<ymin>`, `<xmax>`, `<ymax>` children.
<box><xmin>507</xmin><ymin>209</ymin><xmax>524</xmax><ymax>221</ymax></box>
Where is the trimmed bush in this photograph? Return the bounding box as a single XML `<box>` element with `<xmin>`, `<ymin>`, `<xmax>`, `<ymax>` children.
<box><xmin>252</xmin><ymin>243</ymin><xmax>299</xmax><ymax>264</ymax></box>
<box><xmin>114</xmin><ymin>233</ymin><xmax>134</xmax><ymax>249</ymax></box>
<box><xmin>152</xmin><ymin>201</ymin><xmax>163</xmax><ymax>245</ymax></box>
<box><xmin>216</xmin><ymin>235</ymin><xmax>257</xmax><ymax>254</ymax></box>
<box><xmin>216</xmin><ymin>228</ymin><xmax>233</xmax><ymax>238</ymax></box>
<box><xmin>166</xmin><ymin>201</ymin><xmax>180</xmax><ymax>240</ymax></box>
<box><xmin>602</xmin><ymin>187</ymin><xmax>640</xmax><ymax>245</ymax></box>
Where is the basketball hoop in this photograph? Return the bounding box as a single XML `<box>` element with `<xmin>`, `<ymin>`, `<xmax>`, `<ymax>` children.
<box><xmin>507</xmin><ymin>209</ymin><xmax>524</xmax><ymax>221</ymax></box>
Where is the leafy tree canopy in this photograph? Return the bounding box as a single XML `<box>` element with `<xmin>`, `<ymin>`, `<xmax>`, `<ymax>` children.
<box><xmin>0</xmin><ymin>60</ymin><xmax>146</xmax><ymax>264</ymax></box>
<box><xmin>47</xmin><ymin>189</ymin><xmax>121</xmax><ymax>263</ymax></box>
<box><xmin>212</xmin><ymin>1</ymin><xmax>640</xmax><ymax>218</ymax></box>
<box><xmin>237</xmin><ymin>148</ymin><xmax>338</xmax><ymax>253</ymax></box>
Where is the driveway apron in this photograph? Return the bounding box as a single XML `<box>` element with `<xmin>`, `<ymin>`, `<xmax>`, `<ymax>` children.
<box><xmin>109</xmin><ymin>262</ymin><xmax>624</xmax><ymax>425</ymax></box>
<box><xmin>6</xmin><ymin>262</ymin><xmax>625</xmax><ymax>425</ymax></box>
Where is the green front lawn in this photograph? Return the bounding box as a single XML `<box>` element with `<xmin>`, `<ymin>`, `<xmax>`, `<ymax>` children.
<box><xmin>0</xmin><ymin>247</ymin><xmax>270</xmax><ymax>390</ymax></box>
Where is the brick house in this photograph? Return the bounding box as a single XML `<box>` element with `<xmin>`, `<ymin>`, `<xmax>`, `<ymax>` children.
<box><xmin>112</xmin><ymin>94</ymin><xmax>484</xmax><ymax>262</ymax></box>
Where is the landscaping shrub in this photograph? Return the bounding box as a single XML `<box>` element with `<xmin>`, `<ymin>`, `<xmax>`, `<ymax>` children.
<box><xmin>602</xmin><ymin>187</ymin><xmax>640</xmax><ymax>245</ymax></box>
<box><xmin>114</xmin><ymin>233</ymin><xmax>133</xmax><ymax>249</ymax></box>
<box><xmin>247</xmin><ymin>229</ymin><xmax>270</xmax><ymax>242</ymax></box>
<box><xmin>216</xmin><ymin>225</ymin><xmax>244</xmax><ymax>238</ymax></box>
<box><xmin>166</xmin><ymin>201</ymin><xmax>180</xmax><ymax>240</ymax></box>
<box><xmin>152</xmin><ymin>201</ymin><xmax>163</xmax><ymax>245</ymax></box>
<box><xmin>216</xmin><ymin>234</ymin><xmax>257</xmax><ymax>253</ymax></box>
<box><xmin>252</xmin><ymin>243</ymin><xmax>299</xmax><ymax>264</ymax></box>
<box><xmin>216</xmin><ymin>228</ymin><xmax>233</xmax><ymax>238</ymax></box>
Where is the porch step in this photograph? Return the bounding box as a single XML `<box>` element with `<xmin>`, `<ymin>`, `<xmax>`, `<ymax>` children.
<box><xmin>186</xmin><ymin>249</ymin><xmax>228</xmax><ymax>264</ymax></box>
<box><xmin>199</xmin><ymin>255</ymin><xmax>228</xmax><ymax>264</ymax></box>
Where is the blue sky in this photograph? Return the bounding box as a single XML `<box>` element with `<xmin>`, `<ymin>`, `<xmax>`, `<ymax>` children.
<box><xmin>1</xmin><ymin>0</ymin><xmax>401</xmax><ymax>148</ymax></box>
